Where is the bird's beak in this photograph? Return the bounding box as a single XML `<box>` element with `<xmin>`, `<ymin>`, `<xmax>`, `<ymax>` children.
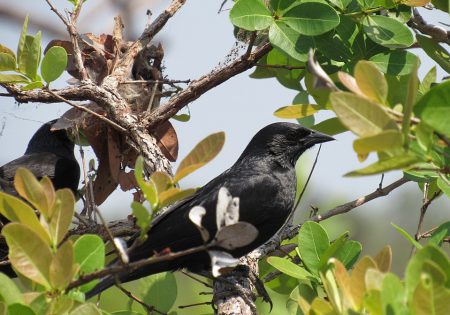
<box><xmin>304</xmin><ymin>131</ymin><xmax>335</xmax><ymax>146</ymax></box>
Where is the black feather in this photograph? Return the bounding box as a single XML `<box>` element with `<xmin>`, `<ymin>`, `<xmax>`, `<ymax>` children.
<box><xmin>86</xmin><ymin>122</ymin><xmax>334</xmax><ymax>298</ymax></box>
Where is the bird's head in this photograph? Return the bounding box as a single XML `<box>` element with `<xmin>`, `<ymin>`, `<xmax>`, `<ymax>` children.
<box><xmin>240</xmin><ymin>122</ymin><xmax>334</xmax><ymax>167</ymax></box>
<box><xmin>25</xmin><ymin>120</ymin><xmax>75</xmax><ymax>157</ymax></box>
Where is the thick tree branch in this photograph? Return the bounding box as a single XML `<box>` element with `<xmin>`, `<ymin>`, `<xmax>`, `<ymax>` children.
<box><xmin>143</xmin><ymin>42</ymin><xmax>272</xmax><ymax>130</ymax></box>
<box><xmin>408</xmin><ymin>8</ymin><xmax>450</xmax><ymax>44</ymax></box>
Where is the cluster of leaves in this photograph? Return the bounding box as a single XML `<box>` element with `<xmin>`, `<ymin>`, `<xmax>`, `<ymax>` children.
<box><xmin>274</xmin><ymin>58</ymin><xmax>450</xmax><ymax>199</ymax></box>
<box><xmin>259</xmin><ymin>221</ymin><xmax>450</xmax><ymax>315</ymax></box>
<box><xmin>0</xmin><ymin>16</ymin><xmax>67</xmax><ymax>88</ymax></box>
<box><xmin>0</xmin><ymin>168</ymin><xmax>105</xmax><ymax>314</ymax></box>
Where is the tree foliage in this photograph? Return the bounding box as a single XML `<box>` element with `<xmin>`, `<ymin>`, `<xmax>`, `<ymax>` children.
<box><xmin>0</xmin><ymin>0</ymin><xmax>449</xmax><ymax>314</ymax></box>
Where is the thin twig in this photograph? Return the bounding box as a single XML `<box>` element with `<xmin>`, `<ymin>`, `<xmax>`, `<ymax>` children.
<box><xmin>415</xmin><ymin>189</ymin><xmax>440</xmax><ymax>241</ymax></box>
<box><xmin>115</xmin><ymin>282</ymin><xmax>165</xmax><ymax>315</ymax></box>
<box><xmin>310</xmin><ymin>177</ymin><xmax>410</xmax><ymax>223</ymax></box>
<box><xmin>46</xmin><ymin>90</ymin><xmax>127</xmax><ymax>133</ymax></box>
<box><xmin>178</xmin><ymin>301</ymin><xmax>212</xmax><ymax>309</ymax></box>
<box><xmin>67</xmin><ymin>243</ymin><xmax>212</xmax><ymax>290</ymax></box>
<box><xmin>143</xmin><ymin>42</ymin><xmax>272</xmax><ymax>129</ymax></box>
<box><xmin>408</xmin><ymin>8</ymin><xmax>450</xmax><ymax>44</ymax></box>
<box><xmin>121</xmin><ymin>79</ymin><xmax>191</xmax><ymax>85</ymax></box>
<box><xmin>181</xmin><ymin>270</ymin><xmax>213</xmax><ymax>288</ymax></box>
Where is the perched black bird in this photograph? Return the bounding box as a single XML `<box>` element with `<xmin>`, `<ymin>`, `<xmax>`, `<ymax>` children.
<box><xmin>0</xmin><ymin>119</ymin><xmax>80</xmax><ymax>276</ymax></box>
<box><xmin>0</xmin><ymin>119</ymin><xmax>80</xmax><ymax>196</ymax></box>
<box><xmin>86</xmin><ymin>122</ymin><xmax>333</xmax><ymax>298</ymax></box>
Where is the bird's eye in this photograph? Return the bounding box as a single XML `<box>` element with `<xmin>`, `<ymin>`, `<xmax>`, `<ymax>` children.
<box><xmin>286</xmin><ymin>132</ymin><xmax>298</xmax><ymax>142</ymax></box>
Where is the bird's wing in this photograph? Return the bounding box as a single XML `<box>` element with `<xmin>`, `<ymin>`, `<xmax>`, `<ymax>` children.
<box><xmin>0</xmin><ymin>153</ymin><xmax>61</xmax><ymax>181</ymax></box>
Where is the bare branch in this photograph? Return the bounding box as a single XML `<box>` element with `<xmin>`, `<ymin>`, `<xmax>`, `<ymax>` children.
<box><xmin>115</xmin><ymin>282</ymin><xmax>165</xmax><ymax>315</ymax></box>
<box><xmin>46</xmin><ymin>89</ymin><xmax>127</xmax><ymax>133</ymax></box>
<box><xmin>408</xmin><ymin>8</ymin><xmax>450</xmax><ymax>44</ymax></box>
<box><xmin>143</xmin><ymin>42</ymin><xmax>272</xmax><ymax>129</ymax></box>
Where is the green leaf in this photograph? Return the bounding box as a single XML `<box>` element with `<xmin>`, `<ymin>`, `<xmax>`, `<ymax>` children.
<box><xmin>432</xmin><ymin>0</ymin><xmax>449</xmax><ymax>11</ymax></box>
<box><xmin>353</xmin><ymin>130</ymin><xmax>403</xmax><ymax>155</ymax></box>
<box><xmin>437</xmin><ymin>177</ymin><xmax>450</xmax><ymax>198</ymax></box>
<box><xmin>131</xmin><ymin>201</ymin><xmax>152</xmax><ymax>237</ymax></box>
<box><xmin>334</xmin><ymin>240</ymin><xmax>362</xmax><ymax>269</ymax></box>
<box><xmin>0</xmin><ymin>191</ymin><xmax>50</xmax><ymax>244</ymax></box>
<box><xmin>391</xmin><ymin>222</ymin><xmax>422</xmax><ymax>249</ymax></box>
<box><xmin>346</xmin><ymin>154</ymin><xmax>420</xmax><ymax>176</ymax></box>
<box><xmin>172</xmin><ymin>113</ymin><xmax>190</xmax><ymax>122</ymax></box>
<box><xmin>414</xmin><ymin>80</ymin><xmax>450</xmax><ymax>137</ymax></box>
<box><xmin>268</xmin><ymin>21</ymin><xmax>310</xmax><ymax>62</ymax></box>
<box><xmin>0</xmin><ymin>44</ymin><xmax>16</xmax><ymax>60</ymax></box>
<box><xmin>298</xmin><ymin>221</ymin><xmax>330</xmax><ymax>275</ymax></box>
<box><xmin>2</xmin><ymin>223</ymin><xmax>52</xmax><ymax>288</ymax></box>
<box><xmin>280</xmin><ymin>3</ymin><xmax>340</xmax><ymax>36</ymax></box>
<box><xmin>140</xmin><ymin>272</ymin><xmax>177</xmax><ymax>313</ymax></box>
<box><xmin>416</xmin><ymin>34</ymin><xmax>450</xmax><ymax>73</ymax></box>
<box><xmin>270</xmin><ymin>0</ymin><xmax>296</xmax><ymax>14</ymax></box>
<box><xmin>402</xmin><ymin>59</ymin><xmax>419</xmax><ymax>149</ymax></box>
<box><xmin>381</xmin><ymin>273</ymin><xmax>407</xmax><ymax>315</ymax></box>
<box><xmin>159</xmin><ymin>188</ymin><xmax>196</xmax><ymax>208</ymax></box>
<box><xmin>428</xmin><ymin>221</ymin><xmax>450</xmax><ymax>247</ymax></box>
<box><xmin>330</xmin><ymin>92</ymin><xmax>398</xmax><ymax>137</ymax></box>
<box><xmin>74</xmin><ymin>234</ymin><xmax>105</xmax><ymax>292</ymax></box>
<box><xmin>415</xmin><ymin>122</ymin><xmax>433</xmax><ymax>152</ymax></box>
<box><xmin>267</xmin><ymin>48</ymin><xmax>305</xmax><ymax>90</ymax></box>
<box><xmin>14</xmin><ymin>168</ymin><xmax>52</xmax><ymax>219</ymax></box>
<box><xmin>311</xmin><ymin>117</ymin><xmax>347</xmax><ymax>136</ymax></box>
<box><xmin>69</xmin><ymin>303</ymin><xmax>102</xmax><ymax>315</ymax></box>
<box><xmin>274</xmin><ymin>104</ymin><xmax>319</xmax><ymax>119</ymax></box>
<box><xmin>41</xmin><ymin>46</ymin><xmax>67</xmax><ymax>84</ymax></box>
<box><xmin>49</xmin><ymin>189</ymin><xmax>75</xmax><ymax>246</ymax></box>
<box><xmin>412</xmin><ymin>275</ymin><xmax>450</xmax><ymax>315</ymax></box>
<box><xmin>0</xmin><ymin>53</ymin><xmax>16</xmax><ymax>71</ymax></box>
<box><xmin>18</xmin><ymin>33</ymin><xmax>41</xmax><ymax>80</ymax></box>
<box><xmin>354</xmin><ymin>60</ymin><xmax>387</xmax><ymax>104</ymax></box>
<box><xmin>318</xmin><ymin>231</ymin><xmax>349</xmax><ymax>270</ymax></box>
<box><xmin>8</xmin><ymin>304</ymin><xmax>36</xmax><ymax>315</ymax></box>
<box><xmin>17</xmin><ymin>16</ymin><xmax>29</xmax><ymax>65</ymax></box>
<box><xmin>0</xmin><ymin>73</ymin><xmax>29</xmax><ymax>83</ymax></box>
<box><xmin>134</xmin><ymin>156</ymin><xmax>158</xmax><ymax>209</ymax></box>
<box><xmin>229</xmin><ymin>0</ymin><xmax>273</xmax><ymax>31</ymax></box>
<box><xmin>370</xmin><ymin>50</ymin><xmax>419</xmax><ymax>75</ymax></box>
<box><xmin>21</xmin><ymin>81</ymin><xmax>44</xmax><ymax>90</ymax></box>
<box><xmin>362</xmin><ymin>15</ymin><xmax>414</xmax><ymax>48</ymax></box>
<box><xmin>267</xmin><ymin>256</ymin><xmax>314</xmax><ymax>280</ymax></box>
<box><xmin>0</xmin><ymin>273</ymin><xmax>23</xmax><ymax>305</ymax></box>
<box><xmin>50</xmin><ymin>241</ymin><xmax>76</xmax><ymax>290</ymax></box>
<box><xmin>174</xmin><ymin>132</ymin><xmax>225</xmax><ymax>183</ymax></box>
<box><xmin>406</xmin><ymin>245</ymin><xmax>450</xmax><ymax>300</ymax></box>
<box><xmin>418</xmin><ymin>67</ymin><xmax>436</xmax><ymax>99</ymax></box>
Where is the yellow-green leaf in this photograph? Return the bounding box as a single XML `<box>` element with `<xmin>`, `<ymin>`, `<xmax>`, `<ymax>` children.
<box><xmin>353</xmin><ymin>130</ymin><xmax>403</xmax><ymax>155</ymax></box>
<box><xmin>2</xmin><ymin>223</ymin><xmax>52</xmax><ymax>288</ymax></box>
<box><xmin>373</xmin><ymin>245</ymin><xmax>392</xmax><ymax>273</ymax></box>
<box><xmin>150</xmin><ymin>171</ymin><xmax>173</xmax><ymax>194</ymax></box>
<box><xmin>345</xmin><ymin>154</ymin><xmax>420</xmax><ymax>176</ymax></box>
<box><xmin>50</xmin><ymin>241</ymin><xmax>76</xmax><ymax>290</ymax></box>
<box><xmin>40</xmin><ymin>177</ymin><xmax>56</xmax><ymax>216</ymax></box>
<box><xmin>350</xmin><ymin>256</ymin><xmax>377</xmax><ymax>307</ymax></box>
<box><xmin>174</xmin><ymin>132</ymin><xmax>225</xmax><ymax>183</ymax></box>
<box><xmin>354</xmin><ymin>60</ymin><xmax>388</xmax><ymax>104</ymax></box>
<box><xmin>0</xmin><ymin>192</ymin><xmax>50</xmax><ymax>244</ymax></box>
<box><xmin>401</xmin><ymin>0</ymin><xmax>430</xmax><ymax>6</ymax></box>
<box><xmin>310</xmin><ymin>297</ymin><xmax>338</xmax><ymax>315</ymax></box>
<box><xmin>68</xmin><ymin>303</ymin><xmax>102</xmax><ymax>315</ymax></box>
<box><xmin>273</xmin><ymin>104</ymin><xmax>319</xmax><ymax>119</ymax></box>
<box><xmin>159</xmin><ymin>188</ymin><xmax>196</xmax><ymax>208</ymax></box>
<box><xmin>134</xmin><ymin>156</ymin><xmax>158</xmax><ymax>209</ymax></box>
<box><xmin>14</xmin><ymin>168</ymin><xmax>51</xmax><ymax>219</ymax></box>
<box><xmin>48</xmin><ymin>189</ymin><xmax>75</xmax><ymax>246</ymax></box>
<box><xmin>331</xmin><ymin>92</ymin><xmax>397</xmax><ymax>137</ymax></box>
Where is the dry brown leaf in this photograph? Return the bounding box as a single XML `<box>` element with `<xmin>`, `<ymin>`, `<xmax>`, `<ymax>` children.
<box><xmin>118</xmin><ymin>171</ymin><xmax>138</xmax><ymax>191</ymax></box>
<box><xmin>107</xmin><ymin>128</ymin><xmax>122</xmax><ymax>183</ymax></box>
<box><xmin>153</xmin><ymin>121</ymin><xmax>179</xmax><ymax>162</ymax></box>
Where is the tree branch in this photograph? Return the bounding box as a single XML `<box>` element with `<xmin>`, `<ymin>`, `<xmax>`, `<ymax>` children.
<box><xmin>408</xmin><ymin>8</ymin><xmax>450</xmax><ymax>44</ymax></box>
<box><xmin>143</xmin><ymin>42</ymin><xmax>272</xmax><ymax>130</ymax></box>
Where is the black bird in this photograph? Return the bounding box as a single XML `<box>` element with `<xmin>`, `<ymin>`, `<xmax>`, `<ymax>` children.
<box><xmin>0</xmin><ymin>119</ymin><xmax>80</xmax><ymax>275</ymax></box>
<box><xmin>86</xmin><ymin>122</ymin><xmax>333</xmax><ymax>298</ymax></box>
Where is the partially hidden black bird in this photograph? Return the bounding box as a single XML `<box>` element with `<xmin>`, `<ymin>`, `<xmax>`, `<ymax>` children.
<box><xmin>86</xmin><ymin>122</ymin><xmax>333</xmax><ymax>298</ymax></box>
<box><xmin>0</xmin><ymin>119</ymin><xmax>80</xmax><ymax>276</ymax></box>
